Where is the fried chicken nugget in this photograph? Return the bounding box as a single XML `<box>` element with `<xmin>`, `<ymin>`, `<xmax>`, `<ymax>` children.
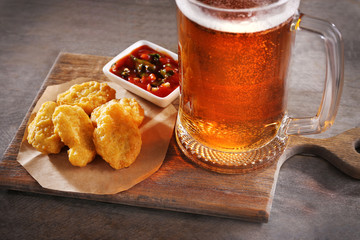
<box><xmin>27</xmin><ymin>101</ymin><xmax>64</xmax><ymax>154</ymax></box>
<box><xmin>91</xmin><ymin>98</ymin><xmax>144</xmax><ymax>127</ymax></box>
<box><xmin>91</xmin><ymin>102</ymin><xmax>142</xmax><ymax>170</ymax></box>
<box><xmin>117</xmin><ymin>98</ymin><xmax>144</xmax><ymax>127</ymax></box>
<box><xmin>57</xmin><ymin>81</ymin><xmax>116</xmax><ymax>115</ymax></box>
<box><xmin>52</xmin><ymin>105</ymin><xmax>96</xmax><ymax>167</ymax></box>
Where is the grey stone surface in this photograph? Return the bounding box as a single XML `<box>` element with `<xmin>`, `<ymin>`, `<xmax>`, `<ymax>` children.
<box><xmin>0</xmin><ymin>0</ymin><xmax>359</xmax><ymax>239</ymax></box>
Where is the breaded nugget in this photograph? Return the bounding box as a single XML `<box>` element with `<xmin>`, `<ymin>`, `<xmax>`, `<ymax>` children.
<box><xmin>27</xmin><ymin>101</ymin><xmax>64</xmax><ymax>154</ymax></box>
<box><xmin>52</xmin><ymin>105</ymin><xmax>96</xmax><ymax>167</ymax></box>
<box><xmin>57</xmin><ymin>81</ymin><xmax>116</xmax><ymax>115</ymax></box>
<box><xmin>91</xmin><ymin>98</ymin><xmax>144</xmax><ymax>127</ymax></box>
<box><xmin>92</xmin><ymin>102</ymin><xmax>142</xmax><ymax>170</ymax></box>
<box><xmin>117</xmin><ymin>98</ymin><xmax>144</xmax><ymax>127</ymax></box>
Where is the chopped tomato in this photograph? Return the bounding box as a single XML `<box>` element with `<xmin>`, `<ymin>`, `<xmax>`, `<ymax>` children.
<box><xmin>110</xmin><ymin>45</ymin><xmax>179</xmax><ymax>98</ymax></box>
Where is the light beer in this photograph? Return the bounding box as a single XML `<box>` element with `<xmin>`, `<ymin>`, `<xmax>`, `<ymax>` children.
<box><xmin>177</xmin><ymin>0</ymin><xmax>296</xmax><ymax>152</ymax></box>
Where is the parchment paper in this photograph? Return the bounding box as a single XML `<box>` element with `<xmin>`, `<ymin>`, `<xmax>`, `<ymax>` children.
<box><xmin>17</xmin><ymin>78</ymin><xmax>178</xmax><ymax>194</ymax></box>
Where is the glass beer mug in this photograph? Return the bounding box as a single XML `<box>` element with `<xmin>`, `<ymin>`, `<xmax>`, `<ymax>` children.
<box><xmin>174</xmin><ymin>0</ymin><xmax>344</xmax><ymax>173</ymax></box>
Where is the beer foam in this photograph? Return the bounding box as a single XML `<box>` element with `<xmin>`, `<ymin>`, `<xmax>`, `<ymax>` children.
<box><xmin>176</xmin><ymin>0</ymin><xmax>300</xmax><ymax>33</ymax></box>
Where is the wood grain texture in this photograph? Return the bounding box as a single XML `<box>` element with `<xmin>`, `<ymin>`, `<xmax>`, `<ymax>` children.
<box><xmin>0</xmin><ymin>52</ymin><xmax>359</xmax><ymax>223</ymax></box>
<box><xmin>283</xmin><ymin>128</ymin><xmax>360</xmax><ymax>179</ymax></box>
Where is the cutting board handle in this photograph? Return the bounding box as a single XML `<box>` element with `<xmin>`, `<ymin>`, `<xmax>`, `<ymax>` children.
<box><xmin>284</xmin><ymin>127</ymin><xmax>360</xmax><ymax>179</ymax></box>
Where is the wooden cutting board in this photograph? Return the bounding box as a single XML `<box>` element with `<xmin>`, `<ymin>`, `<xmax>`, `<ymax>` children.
<box><xmin>0</xmin><ymin>52</ymin><xmax>359</xmax><ymax>223</ymax></box>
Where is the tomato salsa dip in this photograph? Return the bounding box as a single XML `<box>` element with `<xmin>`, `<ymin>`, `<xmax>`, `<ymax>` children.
<box><xmin>110</xmin><ymin>45</ymin><xmax>179</xmax><ymax>98</ymax></box>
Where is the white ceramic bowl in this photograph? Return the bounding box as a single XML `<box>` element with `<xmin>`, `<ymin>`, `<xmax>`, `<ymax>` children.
<box><xmin>103</xmin><ymin>40</ymin><xmax>179</xmax><ymax>108</ymax></box>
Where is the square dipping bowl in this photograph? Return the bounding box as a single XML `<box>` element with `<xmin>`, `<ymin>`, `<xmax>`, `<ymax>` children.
<box><xmin>103</xmin><ymin>40</ymin><xmax>179</xmax><ymax>108</ymax></box>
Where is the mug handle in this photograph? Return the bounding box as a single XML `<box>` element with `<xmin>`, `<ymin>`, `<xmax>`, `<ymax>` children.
<box><xmin>286</xmin><ymin>14</ymin><xmax>344</xmax><ymax>135</ymax></box>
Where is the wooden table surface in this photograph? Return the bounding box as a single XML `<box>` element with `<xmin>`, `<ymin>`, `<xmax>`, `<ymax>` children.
<box><xmin>1</xmin><ymin>0</ymin><xmax>359</xmax><ymax>239</ymax></box>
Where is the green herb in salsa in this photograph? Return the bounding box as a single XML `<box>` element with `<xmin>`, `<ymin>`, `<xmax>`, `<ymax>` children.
<box><xmin>110</xmin><ymin>45</ymin><xmax>179</xmax><ymax>98</ymax></box>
